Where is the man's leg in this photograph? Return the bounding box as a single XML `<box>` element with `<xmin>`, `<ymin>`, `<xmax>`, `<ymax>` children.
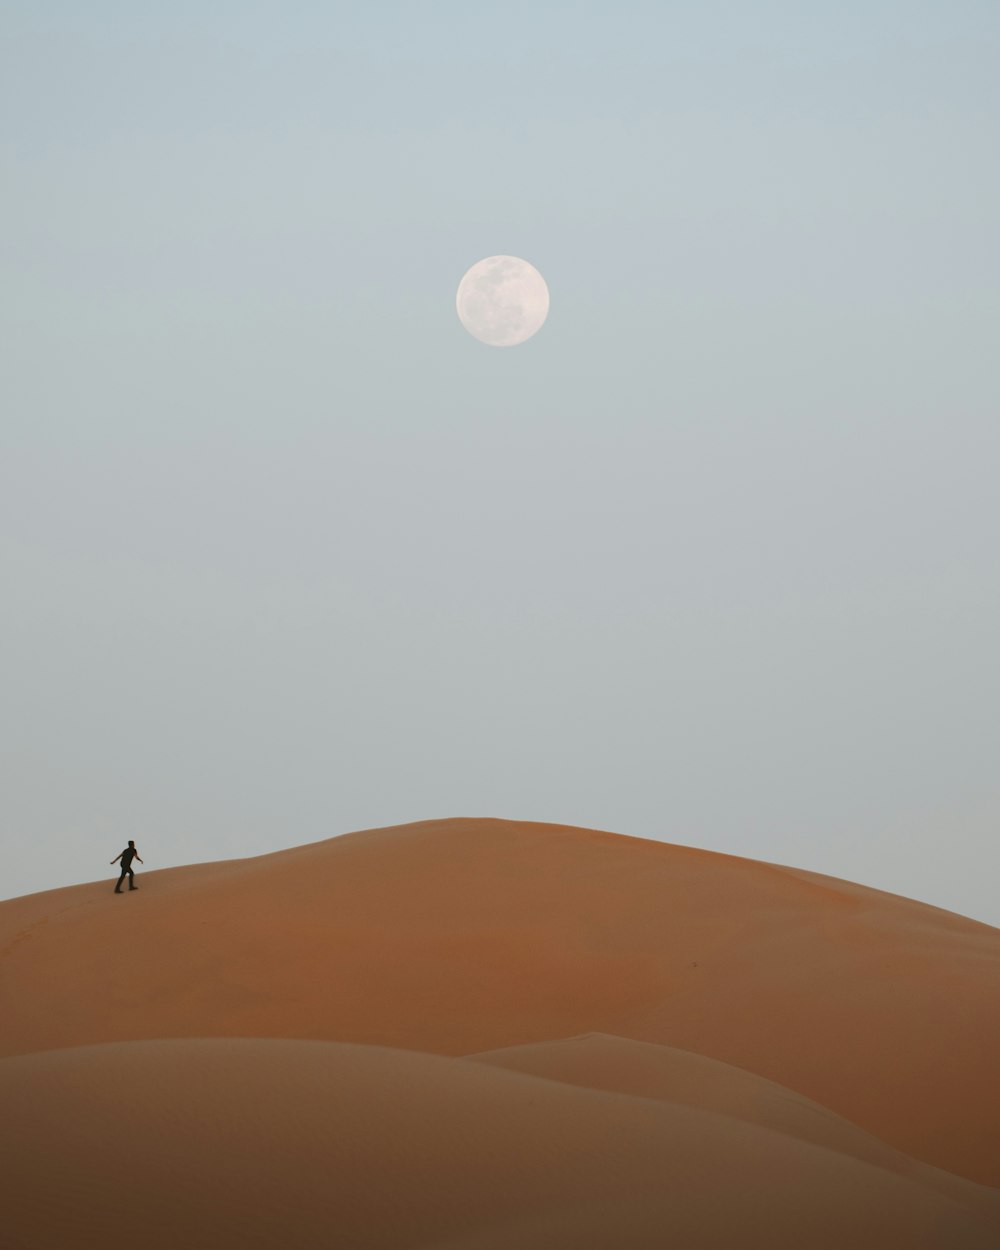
<box><xmin>128</xmin><ymin>867</ymin><xmax>137</xmax><ymax>890</ymax></box>
<box><xmin>115</xmin><ymin>867</ymin><xmax>127</xmax><ymax>893</ymax></box>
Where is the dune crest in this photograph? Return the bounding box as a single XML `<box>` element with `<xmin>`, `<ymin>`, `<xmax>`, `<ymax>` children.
<box><xmin>469</xmin><ymin>1032</ymin><xmax>947</xmax><ymax>1173</ymax></box>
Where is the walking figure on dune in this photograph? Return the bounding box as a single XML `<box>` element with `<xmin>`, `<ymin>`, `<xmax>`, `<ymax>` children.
<box><xmin>111</xmin><ymin>840</ymin><xmax>143</xmax><ymax>893</ymax></box>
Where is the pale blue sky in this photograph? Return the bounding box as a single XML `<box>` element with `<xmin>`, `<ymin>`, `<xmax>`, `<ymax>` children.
<box><xmin>3</xmin><ymin>3</ymin><xmax>998</xmax><ymax>923</ymax></box>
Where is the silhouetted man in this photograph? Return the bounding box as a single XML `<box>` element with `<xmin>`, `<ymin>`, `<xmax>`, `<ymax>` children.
<box><xmin>111</xmin><ymin>840</ymin><xmax>143</xmax><ymax>893</ymax></box>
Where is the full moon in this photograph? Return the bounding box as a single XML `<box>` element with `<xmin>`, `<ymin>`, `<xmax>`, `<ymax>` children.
<box><xmin>456</xmin><ymin>255</ymin><xmax>550</xmax><ymax>347</ymax></box>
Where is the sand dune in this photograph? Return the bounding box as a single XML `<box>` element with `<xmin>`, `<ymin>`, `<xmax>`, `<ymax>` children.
<box><xmin>2</xmin><ymin>1038</ymin><xmax>998</xmax><ymax>1250</ymax></box>
<box><xmin>2</xmin><ymin>817</ymin><xmax>999</xmax><ymax>1246</ymax></box>
<box><xmin>469</xmin><ymin>1031</ymin><xmax>965</xmax><ymax>1179</ymax></box>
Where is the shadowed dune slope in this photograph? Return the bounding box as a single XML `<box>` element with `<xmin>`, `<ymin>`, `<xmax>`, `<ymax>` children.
<box><xmin>2</xmin><ymin>1038</ymin><xmax>999</xmax><ymax>1250</ymax></box>
<box><xmin>1</xmin><ymin>817</ymin><xmax>999</xmax><ymax>1187</ymax></box>
<box><xmin>467</xmin><ymin>1032</ymin><xmax>961</xmax><ymax>1177</ymax></box>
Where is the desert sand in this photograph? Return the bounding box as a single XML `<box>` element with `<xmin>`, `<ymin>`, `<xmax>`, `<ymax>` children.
<box><xmin>2</xmin><ymin>817</ymin><xmax>999</xmax><ymax>1248</ymax></box>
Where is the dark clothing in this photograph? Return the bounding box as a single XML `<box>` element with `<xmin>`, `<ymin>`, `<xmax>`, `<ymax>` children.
<box><xmin>113</xmin><ymin>844</ymin><xmax>140</xmax><ymax>892</ymax></box>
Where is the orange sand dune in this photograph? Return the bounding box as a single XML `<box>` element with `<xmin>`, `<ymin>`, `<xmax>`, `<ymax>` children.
<box><xmin>2</xmin><ymin>816</ymin><xmax>999</xmax><ymax>1246</ymax></box>
<box><xmin>2</xmin><ymin>1038</ymin><xmax>998</xmax><ymax>1250</ymax></box>
<box><xmin>468</xmin><ymin>1031</ymin><xmax>963</xmax><ymax>1176</ymax></box>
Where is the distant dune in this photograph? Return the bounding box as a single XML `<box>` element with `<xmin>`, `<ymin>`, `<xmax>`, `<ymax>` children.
<box><xmin>2</xmin><ymin>818</ymin><xmax>999</xmax><ymax>1248</ymax></box>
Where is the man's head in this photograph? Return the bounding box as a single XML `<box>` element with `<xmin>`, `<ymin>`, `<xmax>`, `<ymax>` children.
<box><xmin>128</xmin><ymin>840</ymin><xmax>135</xmax><ymax>847</ymax></box>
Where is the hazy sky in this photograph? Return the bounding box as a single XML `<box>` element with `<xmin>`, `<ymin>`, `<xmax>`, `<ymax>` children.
<box><xmin>3</xmin><ymin>2</ymin><xmax>998</xmax><ymax>924</ymax></box>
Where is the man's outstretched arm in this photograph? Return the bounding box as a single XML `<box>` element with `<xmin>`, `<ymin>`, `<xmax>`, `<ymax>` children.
<box><xmin>110</xmin><ymin>853</ymin><xmax>122</xmax><ymax>864</ymax></box>
<box><xmin>135</xmin><ymin>854</ymin><xmax>144</xmax><ymax>864</ymax></box>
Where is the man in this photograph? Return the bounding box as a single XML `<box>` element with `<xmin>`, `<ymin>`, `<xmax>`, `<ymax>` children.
<box><xmin>111</xmin><ymin>840</ymin><xmax>143</xmax><ymax>893</ymax></box>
